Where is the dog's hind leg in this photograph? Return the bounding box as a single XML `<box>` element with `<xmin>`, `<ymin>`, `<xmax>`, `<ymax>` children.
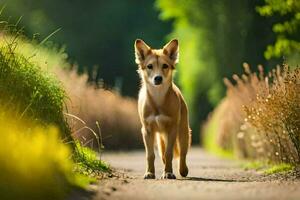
<box><xmin>178</xmin><ymin>122</ymin><xmax>191</xmax><ymax>177</ymax></box>
<box><xmin>142</xmin><ymin>126</ymin><xmax>156</xmax><ymax>179</ymax></box>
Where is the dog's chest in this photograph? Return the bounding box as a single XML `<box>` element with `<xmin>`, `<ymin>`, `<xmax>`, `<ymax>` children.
<box><xmin>145</xmin><ymin>114</ymin><xmax>171</xmax><ymax>130</ymax></box>
<box><xmin>147</xmin><ymin>84</ymin><xmax>169</xmax><ymax>106</ymax></box>
<box><xmin>146</xmin><ymin>114</ymin><xmax>171</xmax><ymax>123</ymax></box>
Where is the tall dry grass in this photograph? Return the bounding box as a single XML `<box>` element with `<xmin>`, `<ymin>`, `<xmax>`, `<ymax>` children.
<box><xmin>203</xmin><ymin>63</ymin><xmax>300</xmax><ymax>164</ymax></box>
<box><xmin>244</xmin><ymin>65</ymin><xmax>300</xmax><ymax>163</ymax></box>
<box><xmin>56</xmin><ymin>68</ymin><xmax>142</xmax><ymax>150</ymax></box>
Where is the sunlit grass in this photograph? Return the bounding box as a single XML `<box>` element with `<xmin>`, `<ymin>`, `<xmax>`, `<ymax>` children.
<box><xmin>264</xmin><ymin>163</ymin><xmax>294</xmax><ymax>175</ymax></box>
<box><xmin>0</xmin><ymin>113</ymin><xmax>77</xmax><ymax>200</ymax></box>
<box><xmin>241</xmin><ymin>160</ymin><xmax>294</xmax><ymax>175</ymax></box>
<box><xmin>0</xmin><ymin>33</ymin><xmax>69</xmax><ymax>70</ymax></box>
<box><xmin>0</xmin><ymin>37</ymin><xmax>71</xmax><ymax>140</ymax></box>
<box><xmin>73</xmin><ymin>141</ymin><xmax>110</xmax><ymax>177</ymax></box>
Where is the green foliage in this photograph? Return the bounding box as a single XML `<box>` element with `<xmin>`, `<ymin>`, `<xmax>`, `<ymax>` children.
<box><xmin>264</xmin><ymin>163</ymin><xmax>294</xmax><ymax>175</ymax></box>
<box><xmin>73</xmin><ymin>141</ymin><xmax>110</xmax><ymax>177</ymax></box>
<box><xmin>0</xmin><ymin>35</ymin><xmax>71</xmax><ymax>140</ymax></box>
<box><xmin>0</xmin><ymin>112</ymin><xmax>76</xmax><ymax>200</ymax></box>
<box><xmin>257</xmin><ymin>0</ymin><xmax>300</xmax><ymax>61</ymax></box>
<box><xmin>242</xmin><ymin>161</ymin><xmax>294</xmax><ymax>175</ymax></box>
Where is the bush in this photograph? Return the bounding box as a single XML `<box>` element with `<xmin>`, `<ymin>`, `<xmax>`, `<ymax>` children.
<box><xmin>57</xmin><ymin>68</ymin><xmax>142</xmax><ymax>150</ymax></box>
<box><xmin>245</xmin><ymin>65</ymin><xmax>300</xmax><ymax>163</ymax></box>
<box><xmin>203</xmin><ymin>64</ymin><xmax>300</xmax><ymax>164</ymax></box>
<box><xmin>203</xmin><ymin>63</ymin><xmax>263</xmax><ymax>157</ymax></box>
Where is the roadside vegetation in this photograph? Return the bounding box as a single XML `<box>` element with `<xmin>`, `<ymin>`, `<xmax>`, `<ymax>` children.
<box><xmin>0</xmin><ymin>20</ymin><xmax>110</xmax><ymax>199</ymax></box>
<box><xmin>0</xmin><ymin>112</ymin><xmax>78</xmax><ymax>200</ymax></box>
<box><xmin>0</xmin><ymin>34</ymin><xmax>71</xmax><ymax>140</ymax></box>
<box><xmin>203</xmin><ymin>63</ymin><xmax>300</xmax><ymax>172</ymax></box>
<box><xmin>2</xmin><ymin>27</ymin><xmax>142</xmax><ymax>150</ymax></box>
<box><xmin>57</xmin><ymin>68</ymin><xmax>142</xmax><ymax>150</ymax></box>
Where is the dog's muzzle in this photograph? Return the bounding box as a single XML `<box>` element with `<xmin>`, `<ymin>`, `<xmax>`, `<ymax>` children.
<box><xmin>154</xmin><ymin>76</ymin><xmax>163</xmax><ymax>85</ymax></box>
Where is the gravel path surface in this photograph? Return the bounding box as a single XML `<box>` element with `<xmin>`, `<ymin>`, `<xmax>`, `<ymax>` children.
<box><xmin>92</xmin><ymin>148</ymin><xmax>300</xmax><ymax>200</ymax></box>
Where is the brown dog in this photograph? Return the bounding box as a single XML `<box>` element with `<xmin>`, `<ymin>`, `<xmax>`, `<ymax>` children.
<box><xmin>134</xmin><ymin>39</ymin><xmax>191</xmax><ymax>179</ymax></box>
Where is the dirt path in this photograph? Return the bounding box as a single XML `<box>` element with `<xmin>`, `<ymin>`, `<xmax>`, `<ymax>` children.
<box><xmin>92</xmin><ymin>148</ymin><xmax>300</xmax><ymax>200</ymax></box>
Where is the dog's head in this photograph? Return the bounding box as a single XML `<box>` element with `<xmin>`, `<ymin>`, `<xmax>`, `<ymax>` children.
<box><xmin>134</xmin><ymin>39</ymin><xmax>179</xmax><ymax>86</ymax></box>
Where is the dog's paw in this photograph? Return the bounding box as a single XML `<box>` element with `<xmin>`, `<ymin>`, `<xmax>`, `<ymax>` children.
<box><xmin>144</xmin><ymin>172</ymin><xmax>155</xmax><ymax>179</ymax></box>
<box><xmin>161</xmin><ymin>172</ymin><xmax>176</xmax><ymax>179</ymax></box>
<box><xmin>179</xmin><ymin>165</ymin><xmax>189</xmax><ymax>177</ymax></box>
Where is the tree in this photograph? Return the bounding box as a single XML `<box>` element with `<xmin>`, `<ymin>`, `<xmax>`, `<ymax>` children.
<box><xmin>257</xmin><ymin>0</ymin><xmax>300</xmax><ymax>65</ymax></box>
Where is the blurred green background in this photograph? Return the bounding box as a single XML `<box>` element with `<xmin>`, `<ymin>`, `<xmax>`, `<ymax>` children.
<box><xmin>2</xmin><ymin>0</ymin><xmax>299</xmax><ymax>143</ymax></box>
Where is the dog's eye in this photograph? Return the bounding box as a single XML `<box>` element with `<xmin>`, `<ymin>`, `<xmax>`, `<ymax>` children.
<box><xmin>147</xmin><ymin>64</ymin><xmax>153</xmax><ymax>69</ymax></box>
<box><xmin>162</xmin><ymin>64</ymin><xmax>168</xmax><ymax>69</ymax></box>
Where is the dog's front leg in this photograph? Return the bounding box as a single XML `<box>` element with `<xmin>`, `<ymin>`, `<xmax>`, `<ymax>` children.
<box><xmin>142</xmin><ymin>126</ymin><xmax>155</xmax><ymax>179</ymax></box>
<box><xmin>161</xmin><ymin>127</ymin><xmax>177</xmax><ymax>179</ymax></box>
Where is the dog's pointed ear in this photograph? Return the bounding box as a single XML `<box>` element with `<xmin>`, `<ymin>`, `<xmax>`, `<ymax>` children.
<box><xmin>135</xmin><ymin>39</ymin><xmax>151</xmax><ymax>65</ymax></box>
<box><xmin>163</xmin><ymin>39</ymin><xmax>179</xmax><ymax>63</ymax></box>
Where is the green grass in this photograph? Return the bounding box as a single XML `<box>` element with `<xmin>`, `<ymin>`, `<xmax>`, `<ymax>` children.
<box><xmin>0</xmin><ymin>39</ymin><xmax>71</xmax><ymax>140</ymax></box>
<box><xmin>264</xmin><ymin>163</ymin><xmax>294</xmax><ymax>175</ymax></box>
<box><xmin>241</xmin><ymin>161</ymin><xmax>295</xmax><ymax>175</ymax></box>
<box><xmin>0</xmin><ymin>35</ymin><xmax>69</xmax><ymax>70</ymax></box>
<box><xmin>73</xmin><ymin>141</ymin><xmax>110</xmax><ymax>177</ymax></box>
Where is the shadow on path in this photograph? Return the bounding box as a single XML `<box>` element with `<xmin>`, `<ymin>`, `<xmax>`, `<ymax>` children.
<box><xmin>180</xmin><ymin>176</ymin><xmax>252</xmax><ymax>182</ymax></box>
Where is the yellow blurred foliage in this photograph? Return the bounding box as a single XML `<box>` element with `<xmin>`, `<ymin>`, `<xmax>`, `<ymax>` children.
<box><xmin>0</xmin><ymin>111</ymin><xmax>76</xmax><ymax>200</ymax></box>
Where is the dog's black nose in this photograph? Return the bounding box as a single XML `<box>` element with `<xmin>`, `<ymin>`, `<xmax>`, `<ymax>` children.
<box><xmin>154</xmin><ymin>76</ymin><xmax>163</xmax><ymax>85</ymax></box>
